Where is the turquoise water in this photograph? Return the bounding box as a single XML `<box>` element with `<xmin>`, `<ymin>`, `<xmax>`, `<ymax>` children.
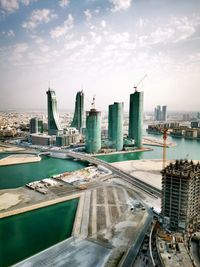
<box><xmin>0</xmin><ymin>198</ymin><xmax>79</xmax><ymax>267</ymax></box>
<box><xmin>97</xmin><ymin>134</ymin><xmax>200</xmax><ymax>163</ymax></box>
<box><xmin>0</xmin><ymin>156</ymin><xmax>87</xmax><ymax>189</ymax></box>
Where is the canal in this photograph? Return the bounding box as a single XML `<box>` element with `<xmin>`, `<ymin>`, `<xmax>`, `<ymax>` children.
<box><xmin>0</xmin><ymin>156</ymin><xmax>87</xmax><ymax>189</ymax></box>
<box><xmin>0</xmin><ymin>198</ymin><xmax>79</xmax><ymax>267</ymax></box>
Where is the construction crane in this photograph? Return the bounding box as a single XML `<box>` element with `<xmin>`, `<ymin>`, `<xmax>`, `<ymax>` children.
<box><xmin>162</xmin><ymin>128</ymin><xmax>168</xmax><ymax>169</ymax></box>
<box><xmin>91</xmin><ymin>95</ymin><xmax>96</xmax><ymax>109</ymax></box>
<box><xmin>134</xmin><ymin>74</ymin><xmax>147</xmax><ymax>91</ymax></box>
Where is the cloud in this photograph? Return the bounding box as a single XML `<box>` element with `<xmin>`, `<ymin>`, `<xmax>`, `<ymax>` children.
<box><xmin>109</xmin><ymin>0</ymin><xmax>132</xmax><ymax>11</ymax></box>
<box><xmin>50</xmin><ymin>14</ymin><xmax>74</xmax><ymax>38</ymax></box>
<box><xmin>9</xmin><ymin>42</ymin><xmax>28</xmax><ymax>62</ymax></box>
<box><xmin>22</xmin><ymin>9</ymin><xmax>57</xmax><ymax>30</ymax></box>
<box><xmin>0</xmin><ymin>0</ymin><xmax>19</xmax><ymax>12</ymax></box>
<box><xmin>59</xmin><ymin>0</ymin><xmax>70</xmax><ymax>8</ymax></box>
<box><xmin>2</xmin><ymin>29</ymin><xmax>15</xmax><ymax>37</ymax></box>
<box><xmin>101</xmin><ymin>20</ymin><xmax>106</xmax><ymax>28</ymax></box>
<box><xmin>84</xmin><ymin>9</ymin><xmax>92</xmax><ymax>21</ymax></box>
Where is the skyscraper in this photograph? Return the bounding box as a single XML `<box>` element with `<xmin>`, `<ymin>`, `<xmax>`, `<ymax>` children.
<box><xmin>128</xmin><ymin>90</ymin><xmax>143</xmax><ymax>148</ymax></box>
<box><xmin>30</xmin><ymin>118</ymin><xmax>43</xmax><ymax>134</ymax></box>
<box><xmin>108</xmin><ymin>102</ymin><xmax>124</xmax><ymax>151</ymax></box>
<box><xmin>162</xmin><ymin>105</ymin><xmax>167</xmax><ymax>121</ymax></box>
<box><xmin>71</xmin><ymin>90</ymin><xmax>84</xmax><ymax>131</ymax></box>
<box><xmin>30</xmin><ymin>118</ymin><xmax>38</xmax><ymax>134</ymax></box>
<box><xmin>161</xmin><ymin>160</ymin><xmax>200</xmax><ymax>232</ymax></box>
<box><xmin>86</xmin><ymin>108</ymin><xmax>101</xmax><ymax>153</ymax></box>
<box><xmin>46</xmin><ymin>88</ymin><xmax>62</xmax><ymax>135</ymax></box>
<box><xmin>154</xmin><ymin>105</ymin><xmax>167</xmax><ymax>121</ymax></box>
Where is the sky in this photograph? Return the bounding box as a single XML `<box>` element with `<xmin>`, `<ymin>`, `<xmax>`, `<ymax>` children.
<box><xmin>0</xmin><ymin>0</ymin><xmax>200</xmax><ymax>112</ymax></box>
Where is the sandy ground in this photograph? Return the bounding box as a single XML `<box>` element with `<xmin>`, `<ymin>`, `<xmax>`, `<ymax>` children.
<box><xmin>0</xmin><ymin>145</ymin><xmax>24</xmax><ymax>152</ymax></box>
<box><xmin>0</xmin><ymin>193</ymin><xmax>21</xmax><ymax>210</ymax></box>
<box><xmin>111</xmin><ymin>159</ymin><xmax>174</xmax><ymax>190</ymax></box>
<box><xmin>0</xmin><ymin>154</ymin><xmax>41</xmax><ymax>166</ymax></box>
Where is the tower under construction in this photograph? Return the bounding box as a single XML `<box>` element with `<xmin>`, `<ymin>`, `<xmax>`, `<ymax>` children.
<box><xmin>71</xmin><ymin>90</ymin><xmax>84</xmax><ymax>131</ymax></box>
<box><xmin>128</xmin><ymin>90</ymin><xmax>143</xmax><ymax>148</ymax></box>
<box><xmin>86</xmin><ymin>109</ymin><xmax>101</xmax><ymax>153</ymax></box>
<box><xmin>108</xmin><ymin>102</ymin><xmax>124</xmax><ymax>151</ymax></box>
<box><xmin>161</xmin><ymin>160</ymin><xmax>200</xmax><ymax>232</ymax></box>
<box><xmin>46</xmin><ymin>88</ymin><xmax>62</xmax><ymax>135</ymax></box>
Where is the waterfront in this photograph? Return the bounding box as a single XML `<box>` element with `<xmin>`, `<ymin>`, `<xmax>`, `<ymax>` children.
<box><xmin>0</xmin><ymin>198</ymin><xmax>79</xmax><ymax>267</ymax></box>
<box><xmin>97</xmin><ymin>134</ymin><xmax>200</xmax><ymax>163</ymax></box>
<box><xmin>0</xmin><ymin>156</ymin><xmax>87</xmax><ymax>189</ymax></box>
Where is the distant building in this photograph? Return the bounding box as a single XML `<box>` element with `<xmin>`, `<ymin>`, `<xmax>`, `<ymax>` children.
<box><xmin>154</xmin><ymin>105</ymin><xmax>167</xmax><ymax>121</ymax></box>
<box><xmin>30</xmin><ymin>134</ymin><xmax>55</xmax><ymax>146</ymax></box>
<box><xmin>108</xmin><ymin>102</ymin><xmax>124</xmax><ymax>151</ymax></box>
<box><xmin>30</xmin><ymin>118</ymin><xmax>43</xmax><ymax>134</ymax></box>
<box><xmin>30</xmin><ymin>118</ymin><xmax>38</xmax><ymax>134</ymax></box>
<box><xmin>86</xmin><ymin>109</ymin><xmax>101</xmax><ymax>153</ymax></box>
<box><xmin>129</xmin><ymin>90</ymin><xmax>143</xmax><ymax>148</ymax></box>
<box><xmin>46</xmin><ymin>88</ymin><xmax>62</xmax><ymax>135</ymax></box>
<box><xmin>71</xmin><ymin>90</ymin><xmax>84</xmax><ymax>131</ymax></box>
<box><xmin>191</xmin><ymin>121</ymin><xmax>199</xmax><ymax>128</ymax></box>
<box><xmin>182</xmin><ymin>114</ymin><xmax>190</xmax><ymax>121</ymax></box>
<box><xmin>161</xmin><ymin>160</ymin><xmax>200</xmax><ymax>232</ymax></box>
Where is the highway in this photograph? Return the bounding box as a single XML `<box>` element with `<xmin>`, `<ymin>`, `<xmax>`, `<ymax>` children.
<box><xmin>66</xmin><ymin>151</ymin><xmax>161</xmax><ymax>198</ymax></box>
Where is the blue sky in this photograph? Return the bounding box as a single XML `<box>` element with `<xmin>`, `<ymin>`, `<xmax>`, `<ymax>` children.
<box><xmin>0</xmin><ymin>0</ymin><xmax>200</xmax><ymax>111</ymax></box>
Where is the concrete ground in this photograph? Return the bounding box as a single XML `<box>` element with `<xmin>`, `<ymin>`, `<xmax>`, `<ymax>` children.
<box><xmin>0</xmin><ymin>163</ymin><xmax>158</xmax><ymax>267</ymax></box>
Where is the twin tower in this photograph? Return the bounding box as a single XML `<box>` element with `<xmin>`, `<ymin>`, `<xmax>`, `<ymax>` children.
<box><xmin>71</xmin><ymin>90</ymin><xmax>143</xmax><ymax>154</ymax></box>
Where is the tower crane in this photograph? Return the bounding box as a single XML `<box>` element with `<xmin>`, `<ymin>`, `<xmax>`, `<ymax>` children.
<box><xmin>134</xmin><ymin>74</ymin><xmax>147</xmax><ymax>91</ymax></box>
<box><xmin>91</xmin><ymin>95</ymin><xmax>96</xmax><ymax>109</ymax></box>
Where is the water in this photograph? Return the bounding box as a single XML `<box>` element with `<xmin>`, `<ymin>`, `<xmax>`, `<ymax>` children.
<box><xmin>0</xmin><ymin>198</ymin><xmax>79</xmax><ymax>267</ymax></box>
<box><xmin>97</xmin><ymin>134</ymin><xmax>200</xmax><ymax>163</ymax></box>
<box><xmin>0</xmin><ymin>156</ymin><xmax>87</xmax><ymax>189</ymax></box>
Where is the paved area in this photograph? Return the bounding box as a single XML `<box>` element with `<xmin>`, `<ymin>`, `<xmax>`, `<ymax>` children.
<box><xmin>14</xmin><ymin>238</ymin><xmax>112</xmax><ymax>267</ymax></box>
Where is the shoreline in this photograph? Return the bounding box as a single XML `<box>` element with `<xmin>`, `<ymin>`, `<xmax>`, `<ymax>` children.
<box><xmin>93</xmin><ymin>146</ymin><xmax>153</xmax><ymax>156</ymax></box>
<box><xmin>0</xmin><ymin>154</ymin><xmax>41</xmax><ymax>166</ymax></box>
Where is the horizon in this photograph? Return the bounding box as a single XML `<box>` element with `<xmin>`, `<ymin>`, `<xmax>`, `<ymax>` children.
<box><xmin>0</xmin><ymin>0</ymin><xmax>200</xmax><ymax>111</ymax></box>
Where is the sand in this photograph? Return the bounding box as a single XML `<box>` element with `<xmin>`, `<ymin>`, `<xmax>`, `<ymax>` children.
<box><xmin>0</xmin><ymin>154</ymin><xmax>41</xmax><ymax>166</ymax></box>
<box><xmin>0</xmin><ymin>193</ymin><xmax>21</xmax><ymax>210</ymax></box>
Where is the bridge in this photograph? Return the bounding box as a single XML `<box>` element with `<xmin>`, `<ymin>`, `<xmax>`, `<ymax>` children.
<box><xmin>66</xmin><ymin>151</ymin><xmax>161</xmax><ymax>198</ymax></box>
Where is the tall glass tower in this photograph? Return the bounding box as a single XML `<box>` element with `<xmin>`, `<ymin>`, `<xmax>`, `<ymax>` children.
<box><xmin>108</xmin><ymin>102</ymin><xmax>124</xmax><ymax>151</ymax></box>
<box><xmin>46</xmin><ymin>88</ymin><xmax>62</xmax><ymax>135</ymax></box>
<box><xmin>86</xmin><ymin>109</ymin><xmax>101</xmax><ymax>153</ymax></box>
<box><xmin>128</xmin><ymin>90</ymin><xmax>143</xmax><ymax>148</ymax></box>
<box><xmin>71</xmin><ymin>91</ymin><xmax>84</xmax><ymax>131</ymax></box>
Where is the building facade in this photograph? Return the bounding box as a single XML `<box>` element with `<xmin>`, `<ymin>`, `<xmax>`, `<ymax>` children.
<box><xmin>30</xmin><ymin>118</ymin><xmax>43</xmax><ymax>134</ymax></box>
<box><xmin>86</xmin><ymin>109</ymin><xmax>101</xmax><ymax>153</ymax></box>
<box><xmin>161</xmin><ymin>160</ymin><xmax>200</xmax><ymax>232</ymax></box>
<box><xmin>108</xmin><ymin>102</ymin><xmax>124</xmax><ymax>151</ymax></box>
<box><xmin>71</xmin><ymin>90</ymin><xmax>84</xmax><ymax>131</ymax></box>
<box><xmin>128</xmin><ymin>91</ymin><xmax>143</xmax><ymax>148</ymax></box>
<box><xmin>46</xmin><ymin>88</ymin><xmax>62</xmax><ymax>135</ymax></box>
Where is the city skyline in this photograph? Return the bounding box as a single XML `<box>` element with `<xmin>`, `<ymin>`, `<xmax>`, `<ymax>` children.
<box><xmin>0</xmin><ymin>0</ymin><xmax>200</xmax><ymax>111</ymax></box>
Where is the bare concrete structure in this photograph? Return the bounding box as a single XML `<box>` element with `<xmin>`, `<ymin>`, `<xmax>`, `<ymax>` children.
<box><xmin>161</xmin><ymin>160</ymin><xmax>200</xmax><ymax>232</ymax></box>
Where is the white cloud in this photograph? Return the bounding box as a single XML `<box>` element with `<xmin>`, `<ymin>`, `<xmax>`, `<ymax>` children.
<box><xmin>22</xmin><ymin>9</ymin><xmax>57</xmax><ymax>30</ymax></box>
<box><xmin>50</xmin><ymin>14</ymin><xmax>74</xmax><ymax>39</ymax></box>
<box><xmin>21</xmin><ymin>0</ymin><xmax>30</xmax><ymax>6</ymax></box>
<box><xmin>2</xmin><ymin>29</ymin><xmax>15</xmax><ymax>37</ymax></box>
<box><xmin>101</xmin><ymin>20</ymin><xmax>106</xmax><ymax>28</ymax></box>
<box><xmin>9</xmin><ymin>42</ymin><xmax>28</xmax><ymax>62</ymax></box>
<box><xmin>109</xmin><ymin>32</ymin><xmax>130</xmax><ymax>44</ymax></box>
<box><xmin>0</xmin><ymin>0</ymin><xmax>19</xmax><ymax>12</ymax></box>
<box><xmin>110</xmin><ymin>0</ymin><xmax>132</xmax><ymax>11</ymax></box>
<box><xmin>84</xmin><ymin>9</ymin><xmax>92</xmax><ymax>21</ymax></box>
<box><xmin>59</xmin><ymin>0</ymin><xmax>70</xmax><ymax>8</ymax></box>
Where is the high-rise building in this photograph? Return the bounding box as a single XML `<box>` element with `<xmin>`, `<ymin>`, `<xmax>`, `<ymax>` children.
<box><xmin>129</xmin><ymin>90</ymin><xmax>143</xmax><ymax>148</ymax></box>
<box><xmin>86</xmin><ymin>109</ymin><xmax>101</xmax><ymax>153</ymax></box>
<box><xmin>154</xmin><ymin>105</ymin><xmax>167</xmax><ymax>121</ymax></box>
<box><xmin>71</xmin><ymin>90</ymin><xmax>84</xmax><ymax>131</ymax></box>
<box><xmin>38</xmin><ymin>119</ymin><xmax>44</xmax><ymax>133</ymax></box>
<box><xmin>161</xmin><ymin>160</ymin><xmax>200</xmax><ymax>232</ymax></box>
<box><xmin>30</xmin><ymin>118</ymin><xmax>38</xmax><ymax>134</ymax></box>
<box><xmin>162</xmin><ymin>105</ymin><xmax>167</xmax><ymax>121</ymax></box>
<box><xmin>46</xmin><ymin>88</ymin><xmax>62</xmax><ymax>135</ymax></box>
<box><xmin>108</xmin><ymin>102</ymin><xmax>124</xmax><ymax>151</ymax></box>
